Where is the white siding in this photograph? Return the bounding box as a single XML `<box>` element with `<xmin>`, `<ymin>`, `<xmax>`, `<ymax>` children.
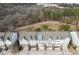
<box><xmin>70</xmin><ymin>32</ymin><xmax>79</xmax><ymax>47</ymax></box>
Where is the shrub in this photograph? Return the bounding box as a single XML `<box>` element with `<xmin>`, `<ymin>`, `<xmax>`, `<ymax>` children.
<box><xmin>34</xmin><ymin>25</ymin><xmax>53</xmax><ymax>31</ymax></box>
<box><xmin>34</xmin><ymin>27</ymin><xmax>41</xmax><ymax>31</ymax></box>
<box><xmin>59</xmin><ymin>24</ymin><xmax>70</xmax><ymax>31</ymax></box>
<box><xmin>67</xmin><ymin>39</ymin><xmax>77</xmax><ymax>50</ymax></box>
<box><xmin>48</xmin><ymin>28</ymin><xmax>52</xmax><ymax>31</ymax></box>
<box><xmin>41</xmin><ymin>25</ymin><xmax>48</xmax><ymax>31</ymax></box>
<box><xmin>77</xmin><ymin>27</ymin><xmax>79</xmax><ymax>31</ymax></box>
<box><xmin>64</xmin><ymin>18</ymin><xmax>73</xmax><ymax>24</ymax></box>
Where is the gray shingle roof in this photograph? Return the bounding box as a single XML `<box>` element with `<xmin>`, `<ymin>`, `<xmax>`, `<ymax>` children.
<box><xmin>50</xmin><ymin>31</ymin><xmax>70</xmax><ymax>40</ymax></box>
<box><xmin>19</xmin><ymin>31</ymin><xmax>36</xmax><ymax>41</ymax></box>
<box><xmin>4</xmin><ymin>32</ymin><xmax>12</xmax><ymax>41</ymax></box>
<box><xmin>18</xmin><ymin>31</ymin><xmax>70</xmax><ymax>41</ymax></box>
<box><xmin>4</xmin><ymin>32</ymin><xmax>18</xmax><ymax>44</ymax></box>
<box><xmin>77</xmin><ymin>32</ymin><xmax>79</xmax><ymax>39</ymax></box>
<box><xmin>0</xmin><ymin>32</ymin><xmax>5</xmax><ymax>37</ymax></box>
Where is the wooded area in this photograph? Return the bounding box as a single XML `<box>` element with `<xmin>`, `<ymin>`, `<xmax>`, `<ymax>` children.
<box><xmin>0</xmin><ymin>3</ymin><xmax>79</xmax><ymax>31</ymax></box>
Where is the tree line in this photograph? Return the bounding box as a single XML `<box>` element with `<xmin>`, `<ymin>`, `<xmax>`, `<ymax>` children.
<box><xmin>0</xmin><ymin>4</ymin><xmax>79</xmax><ymax>31</ymax></box>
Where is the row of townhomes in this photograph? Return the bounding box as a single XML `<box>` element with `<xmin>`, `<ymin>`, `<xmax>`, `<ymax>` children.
<box><xmin>0</xmin><ymin>31</ymin><xmax>79</xmax><ymax>55</ymax></box>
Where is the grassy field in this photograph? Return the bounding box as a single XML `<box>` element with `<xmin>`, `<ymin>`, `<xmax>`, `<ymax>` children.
<box><xmin>15</xmin><ymin>21</ymin><xmax>77</xmax><ymax>31</ymax></box>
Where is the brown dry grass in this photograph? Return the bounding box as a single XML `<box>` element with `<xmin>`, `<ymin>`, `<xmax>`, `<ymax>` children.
<box><xmin>68</xmin><ymin>46</ymin><xmax>77</xmax><ymax>54</ymax></box>
<box><xmin>15</xmin><ymin>21</ymin><xmax>77</xmax><ymax>31</ymax></box>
